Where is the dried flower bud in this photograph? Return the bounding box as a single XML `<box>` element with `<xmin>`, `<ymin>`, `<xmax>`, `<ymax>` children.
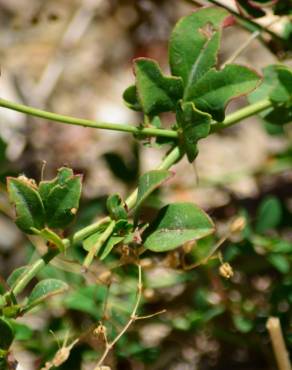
<box><xmin>94</xmin><ymin>324</ymin><xmax>107</xmax><ymax>340</ymax></box>
<box><xmin>70</xmin><ymin>208</ymin><xmax>77</xmax><ymax>215</ymax></box>
<box><xmin>230</xmin><ymin>217</ymin><xmax>246</xmax><ymax>234</ymax></box>
<box><xmin>18</xmin><ymin>175</ymin><xmax>37</xmax><ymax>188</ymax></box>
<box><xmin>143</xmin><ymin>288</ymin><xmax>155</xmax><ymax>300</ymax></box>
<box><xmin>98</xmin><ymin>271</ymin><xmax>112</xmax><ymax>285</ymax></box>
<box><xmin>219</xmin><ymin>262</ymin><xmax>234</xmax><ymax>279</ymax></box>
<box><xmin>183</xmin><ymin>241</ymin><xmax>195</xmax><ymax>254</ymax></box>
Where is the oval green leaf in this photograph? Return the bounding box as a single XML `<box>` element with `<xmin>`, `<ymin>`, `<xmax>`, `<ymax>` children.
<box><xmin>0</xmin><ymin>317</ymin><xmax>15</xmax><ymax>350</ymax></box>
<box><xmin>144</xmin><ymin>202</ymin><xmax>215</xmax><ymax>252</ymax></box>
<box><xmin>135</xmin><ymin>170</ymin><xmax>174</xmax><ymax>212</ymax></box>
<box><xmin>186</xmin><ymin>64</ymin><xmax>261</xmax><ymax>121</ymax></box>
<box><xmin>27</xmin><ymin>279</ymin><xmax>68</xmax><ymax>309</ymax></box>
<box><xmin>45</xmin><ymin>175</ymin><xmax>82</xmax><ymax>229</ymax></box>
<box><xmin>169</xmin><ymin>7</ymin><xmax>229</xmax><ymax>85</ymax></box>
<box><xmin>7</xmin><ymin>177</ymin><xmax>45</xmax><ymax>234</ymax></box>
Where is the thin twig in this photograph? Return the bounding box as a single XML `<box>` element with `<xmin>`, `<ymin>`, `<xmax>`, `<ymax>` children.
<box><xmin>266</xmin><ymin>317</ymin><xmax>292</xmax><ymax>370</ymax></box>
<box><xmin>95</xmin><ymin>264</ymin><xmax>143</xmax><ymax>368</ymax></box>
<box><xmin>221</xmin><ymin>18</ymin><xmax>280</xmax><ymax>69</ymax></box>
<box><xmin>183</xmin><ymin>235</ymin><xmax>227</xmax><ymax>270</ymax></box>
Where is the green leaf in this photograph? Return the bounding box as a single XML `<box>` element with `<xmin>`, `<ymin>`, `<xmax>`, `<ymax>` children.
<box><xmin>144</xmin><ymin>202</ymin><xmax>215</xmax><ymax>252</ymax></box>
<box><xmin>233</xmin><ymin>315</ymin><xmax>253</xmax><ymax>333</ymax></box>
<box><xmin>123</xmin><ymin>85</ymin><xmax>142</xmax><ymax>111</ymax></box>
<box><xmin>83</xmin><ymin>228</ymin><xmax>104</xmax><ymax>252</ymax></box>
<box><xmin>100</xmin><ymin>235</ymin><xmax>124</xmax><ymax>260</ymax></box>
<box><xmin>256</xmin><ymin>196</ymin><xmax>282</xmax><ymax>233</ymax></box>
<box><xmin>7</xmin><ymin>177</ymin><xmax>45</xmax><ymax>234</ymax></box>
<box><xmin>176</xmin><ymin>101</ymin><xmax>212</xmax><ymax>162</ymax></box>
<box><xmin>135</xmin><ymin>58</ymin><xmax>183</xmax><ymax>116</ymax></box>
<box><xmin>45</xmin><ymin>175</ymin><xmax>82</xmax><ymax>229</ymax></box>
<box><xmin>12</xmin><ymin>322</ymin><xmax>33</xmax><ymax>341</ymax></box>
<box><xmin>186</xmin><ymin>64</ymin><xmax>260</xmax><ymax>121</ymax></box>
<box><xmin>106</xmin><ymin>193</ymin><xmax>128</xmax><ymax>220</ymax></box>
<box><xmin>31</xmin><ymin>227</ymin><xmax>65</xmax><ymax>251</ymax></box>
<box><xmin>26</xmin><ymin>279</ymin><xmax>68</xmax><ymax>309</ymax></box>
<box><xmin>169</xmin><ymin>7</ymin><xmax>228</xmax><ymax>85</ymax></box>
<box><xmin>83</xmin><ymin>222</ymin><xmax>125</xmax><ymax>259</ymax></box>
<box><xmin>269</xmin><ymin>66</ymin><xmax>292</xmax><ymax>106</ymax></box>
<box><xmin>39</xmin><ymin>167</ymin><xmax>74</xmax><ymax>208</ymax></box>
<box><xmin>7</xmin><ymin>266</ymin><xmax>28</xmax><ymax>288</ymax></box>
<box><xmin>135</xmin><ymin>170</ymin><xmax>173</xmax><ymax>212</ymax></box>
<box><xmin>268</xmin><ymin>254</ymin><xmax>290</xmax><ymax>274</ymax></box>
<box><xmin>249</xmin><ymin>64</ymin><xmax>292</xmax><ymax>126</ymax></box>
<box><xmin>0</xmin><ymin>317</ymin><xmax>14</xmax><ymax>350</ymax></box>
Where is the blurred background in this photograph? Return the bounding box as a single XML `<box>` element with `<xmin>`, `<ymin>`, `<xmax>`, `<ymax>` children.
<box><xmin>0</xmin><ymin>0</ymin><xmax>292</xmax><ymax>369</ymax></box>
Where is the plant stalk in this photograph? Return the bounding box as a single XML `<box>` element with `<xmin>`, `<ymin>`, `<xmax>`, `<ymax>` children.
<box><xmin>0</xmin><ymin>98</ymin><xmax>177</xmax><ymax>139</ymax></box>
<box><xmin>83</xmin><ymin>220</ymin><xmax>116</xmax><ymax>269</ymax></box>
<box><xmin>210</xmin><ymin>98</ymin><xmax>272</xmax><ymax>132</ymax></box>
<box><xmin>1</xmin><ymin>98</ymin><xmax>273</xmax><ymax>299</ymax></box>
<box><xmin>4</xmin><ymin>249</ymin><xmax>58</xmax><ymax>302</ymax></box>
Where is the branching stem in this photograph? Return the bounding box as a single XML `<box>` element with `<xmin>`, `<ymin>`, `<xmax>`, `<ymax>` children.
<box><xmin>95</xmin><ymin>264</ymin><xmax>143</xmax><ymax>368</ymax></box>
<box><xmin>1</xmin><ymin>97</ymin><xmax>273</xmax><ymax>300</ymax></box>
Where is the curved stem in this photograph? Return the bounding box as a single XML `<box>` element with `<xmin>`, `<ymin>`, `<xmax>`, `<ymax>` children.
<box><xmin>210</xmin><ymin>98</ymin><xmax>272</xmax><ymax>132</ymax></box>
<box><xmin>4</xmin><ymin>249</ymin><xmax>58</xmax><ymax>302</ymax></box>
<box><xmin>0</xmin><ymin>98</ymin><xmax>177</xmax><ymax>139</ymax></box>
<box><xmin>2</xmin><ymin>98</ymin><xmax>273</xmax><ymax>300</ymax></box>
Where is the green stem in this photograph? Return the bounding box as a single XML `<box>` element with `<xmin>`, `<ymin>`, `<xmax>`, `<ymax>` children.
<box><xmin>0</xmin><ymin>96</ymin><xmax>273</xmax><ymax>139</ymax></box>
<box><xmin>2</xmin><ymin>99</ymin><xmax>272</xmax><ymax>299</ymax></box>
<box><xmin>83</xmin><ymin>220</ymin><xmax>116</xmax><ymax>269</ymax></box>
<box><xmin>210</xmin><ymin>98</ymin><xmax>272</xmax><ymax>132</ymax></box>
<box><xmin>4</xmin><ymin>249</ymin><xmax>58</xmax><ymax>301</ymax></box>
<box><xmin>125</xmin><ymin>146</ymin><xmax>183</xmax><ymax>210</ymax></box>
<box><xmin>0</xmin><ymin>98</ymin><xmax>177</xmax><ymax>139</ymax></box>
<box><xmin>72</xmin><ymin>216</ymin><xmax>111</xmax><ymax>244</ymax></box>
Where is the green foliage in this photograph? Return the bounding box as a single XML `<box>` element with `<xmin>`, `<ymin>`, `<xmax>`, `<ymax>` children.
<box><xmin>7</xmin><ymin>177</ymin><xmax>45</xmax><ymax>234</ymax></box>
<box><xmin>124</xmin><ymin>7</ymin><xmax>261</xmax><ymax>162</ymax></box>
<box><xmin>106</xmin><ymin>194</ymin><xmax>128</xmax><ymax>220</ymax></box>
<box><xmin>134</xmin><ymin>58</ymin><xmax>183</xmax><ymax>116</ymax></box>
<box><xmin>0</xmin><ymin>317</ymin><xmax>14</xmax><ymax>350</ymax></box>
<box><xmin>177</xmin><ymin>101</ymin><xmax>212</xmax><ymax>161</ymax></box>
<box><xmin>122</xmin><ymin>85</ymin><xmax>142</xmax><ymax>111</ymax></box>
<box><xmin>2</xmin><ymin>5</ymin><xmax>292</xmax><ymax>369</ymax></box>
<box><xmin>31</xmin><ymin>228</ymin><xmax>65</xmax><ymax>251</ymax></box>
<box><xmin>135</xmin><ymin>170</ymin><xmax>173</xmax><ymax>212</ymax></box>
<box><xmin>25</xmin><ymin>279</ymin><xmax>68</xmax><ymax>310</ymax></box>
<box><xmin>45</xmin><ymin>175</ymin><xmax>82</xmax><ymax>229</ymax></box>
<box><xmin>249</xmin><ymin>64</ymin><xmax>292</xmax><ymax>126</ymax></box>
<box><xmin>169</xmin><ymin>7</ymin><xmax>228</xmax><ymax>84</ymax></box>
<box><xmin>143</xmin><ymin>202</ymin><xmax>215</xmax><ymax>251</ymax></box>
<box><xmin>7</xmin><ymin>266</ymin><xmax>28</xmax><ymax>288</ymax></box>
<box><xmin>184</xmin><ymin>64</ymin><xmax>260</xmax><ymax>121</ymax></box>
<box><xmin>7</xmin><ymin>167</ymin><xmax>82</xmax><ymax>234</ymax></box>
<box><xmin>255</xmin><ymin>196</ymin><xmax>282</xmax><ymax>233</ymax></box>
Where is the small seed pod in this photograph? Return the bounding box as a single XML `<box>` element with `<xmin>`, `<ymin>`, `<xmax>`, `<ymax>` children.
<box><xmin>229</xmin><ymin>217</ymin><xmax>246</xmax><ymax>234</ymax></box>
<box><xmin>219</xmin><ymin>262</ymin><xmax>234</xmax><ymax>279</ymax></box>
<box><xmin>183</xmin><ymin>240</ymin><xmax>195</xmax><ymax>254</ymax></box>
<box><xmin>94</xmin><ymin>324</ymin><xmax>107</xmax><ymax>340</ymax></box>
<box><xmin>98</xmin><ymin>270</ymin><xmax>112</xmax><ymax>285</ymax></box>
<box><xmin>70</xmin><ymin>208</ymin><xmax>77</xmax><ymax>215</ymax></box>
<box><xmin>18</xmin><ymin>175</ymin><xmax>37</xmax><ymax>188</ymax></box>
